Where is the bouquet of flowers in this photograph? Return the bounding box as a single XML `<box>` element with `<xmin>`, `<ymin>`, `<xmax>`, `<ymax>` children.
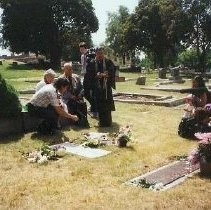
<box><xmin>188</xmin><ymin>132</ymin><xmax>211</xmax><ymax>165</ymax></box>
<box><xmin>115</xmin><ymin>125</ymin><xmax>132</xmax><ymax>147</ymax></box>
<box><xmin>23</xmin><ymin>144</ymin><xmax>66</xmax><ymax>164</ymax></box>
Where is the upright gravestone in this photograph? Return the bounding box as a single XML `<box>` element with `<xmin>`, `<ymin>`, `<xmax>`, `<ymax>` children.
<box><xmin>169</xmin><ymin>67</ymin><xmax>183</xmax><ymax>83</ymax></box>
<box><xmin>115</xmin><ymin>65</ymin><xmax>125</xmax><ymax>82</ymax></box>
<box><xmin>158</xmin><ymin>68</ymin><xmax>167</xmax><ymax>79</ymax></box>
<box><xmin>136</xmin><ymin>76</ymin><xmax>146</xmax><ymax>85</ymax></box>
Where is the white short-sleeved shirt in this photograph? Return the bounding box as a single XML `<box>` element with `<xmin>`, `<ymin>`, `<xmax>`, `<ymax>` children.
<box><xmin>30</xmin><ymin>84</ymin><xmax>60</xmax><ymax>108</ymax></box>
<box><xmin>36</xmin><ymin>80</ymin><xmax>46</xmax><ymax>92</ymax></box>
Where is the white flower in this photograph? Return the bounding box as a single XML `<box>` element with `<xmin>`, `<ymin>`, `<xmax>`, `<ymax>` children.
<box><xmin>37</xmin><ymin>155</ymin><xmax>48</xmax><ymax>164</ymax></box>
<box><xmin>149</xmin><ymin>182</ymin><xmax>164</xmax><ymax>191</ymax></box>
<box><xmin>28</xmin><ymin>157</ymin><xmax>37</xmax><ymax>163</ymax></box>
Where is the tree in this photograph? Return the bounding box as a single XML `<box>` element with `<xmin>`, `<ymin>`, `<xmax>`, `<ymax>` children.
<box><xmin>62</xmin><ymin>32</ymin><xmax>93</xmax><ymax>61</ymax></box>
<box><xmin>0</xmin><ymin>0</ymin><xmax>98</xmax><ymax>68</ymax></box>
<box><xmin>177</xmin><ymin>48</ymin><xmax>199</xmax><ymax>69</ymax></box>
<box><xmin>125</xmin><ymin>0</ymin><xmax>191</xmax><ymax>68</ymax></box>
<box><xmin>183</xmin><ymin>0</ymin><xmax>211</xmax><ymax>72</ymax></box>
<box><xmin>105</xmin><ymin>6</ymin><xmax>130</xmax><ymax>65</ymax></box>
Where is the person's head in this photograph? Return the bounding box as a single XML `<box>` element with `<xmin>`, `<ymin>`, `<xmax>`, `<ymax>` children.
<box><xmin>53</xmin><ymin>77</ymin><xmax>69</xmax><ymax>94</ymax></box>
<box><xmin>79</xmin><ymin>42</ymin><xmax>87</xmax><ymax>54</ymax></box>
<box><xmin>186</xmin><ymin>94</ymin><xmax>193</xmax><ymax>105</ymax></box>
<box><xmin>194</xmin><ymin>107</ymin><xmax>211</xmax><ymax>124</ymax></box>
<box><xmin>192</xmin><ymin>75</ymin><xmax>205</xmax><ymax>88</ymax></box>
<box><xmin>63</xmin><ymin>62</ymin><xmax>73</xmax><ymax>77</ymax></box>
<box><xmin>95</xmin><ymin>47</ymin><xmax>104</xmax><ymax>61</ymax></box>
<box><xmin>44</xmin><ymin>69</ymin><xmax>56</xmax><ymax>84</ymax></box>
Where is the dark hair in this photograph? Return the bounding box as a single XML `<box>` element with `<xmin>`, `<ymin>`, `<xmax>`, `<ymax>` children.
<box><xmin>194</xmin><ymin>107</ymin><xmax>211</xmax><ymax>122</ymax></box>
<box><xmin>53</xmin><ymin>78</ymin><xmax>69</xmax><ymax>90</ymax></box>
<box><xmin>192</xmin><ymin>75</ymin><xmax>206</xmax><ymax>88</ymax></box>
<box><xmin>95</xmin><ymin>47</ymin><xmax>104</xmax><ymax>52</ymax></box>
<box><xmin>79</xmin><ymin>42</ymin><xmax>87</xmax><ymax>48</ymax></box>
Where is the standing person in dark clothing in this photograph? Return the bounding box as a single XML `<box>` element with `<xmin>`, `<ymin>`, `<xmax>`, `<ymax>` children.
<box><xmin>87</xmin><ymin>47</ymin><xmax>116</xmax><ymax>127</ymax></box>
<box><xmin>79</xmin><ymin>42</ymin><xmax>97</xmax><ymax>118</ymax></box>
<box><xmin>79</xmin><ymin>42</ymin><xmax>88</xmax><ymax>76</ymax></box>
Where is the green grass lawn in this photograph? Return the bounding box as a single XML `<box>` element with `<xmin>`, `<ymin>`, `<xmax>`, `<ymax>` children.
<box><xmin>0</xmin><ymin>61</ymin><xmax>211</xmax><ymax>210</ymax></box>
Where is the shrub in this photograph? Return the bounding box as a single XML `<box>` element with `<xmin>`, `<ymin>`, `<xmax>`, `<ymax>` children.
<box><xmin>0</xmin><ymin>73</ymin><xmax>22</xmax><ymax>118</ymax></box>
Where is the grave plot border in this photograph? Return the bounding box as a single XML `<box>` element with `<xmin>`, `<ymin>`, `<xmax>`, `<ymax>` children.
<box><xmin>113</xmin><ymin>92</ymin><xmax>185</xmax><ymax>107</ymax></box>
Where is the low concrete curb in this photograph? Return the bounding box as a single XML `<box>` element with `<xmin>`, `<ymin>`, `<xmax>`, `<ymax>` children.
<box><xmin>113</xmin><ymin>92</ymin><xmax>185</xmax><ymax>107</ymax></box>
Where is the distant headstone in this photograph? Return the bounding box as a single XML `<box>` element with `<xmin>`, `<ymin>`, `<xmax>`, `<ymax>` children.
<box><xmin>158</xmin><ymin>68</ymin><xmax>167</xmax><ymax>79</ymax></box>
<box><xmin>115</xmin><ymin>65</ymin><xmax>125</xmax><ymax>82</ymax></box>
<box><xmin>136</xmin><ymin>76</ymin><xmax>146</xmax><ymax>85</ymax></box>
<box><xmin>169</xmin><ymin>67</ymin><xmax>184</xmax><ymax>83</ymax></box>
<box><xmin>115</xmin><ymin>65</ymin><xmax>120</xmax><ymax>77</ymax></box>
<box><xmin>115</xmin><ymin>77</ymin><xmax>125</xmax><ymax>82</ymax></box>
<box><xmin>12</xmin><ymin>61</ymin><xmax>18</xmax><ymax>66</ymax></box>
<box><xmin>0</xmin><ymin>61</ymin><xmax>3</xmax><ymax>65</ymax></box>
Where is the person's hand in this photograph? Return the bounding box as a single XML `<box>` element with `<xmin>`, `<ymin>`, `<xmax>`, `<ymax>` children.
<box><xmin>103</xmin><ymin>71</ymin><xmax>108</xmax><ymax>78</ymax></box>
<box><xmin>96</xmin><ymin>72</ymin><xmax>102</xmax><ymax>79</ymax></box>
<box><xmin>70</xmin><ymin>95</ymin><xmax>77</xmax><ymax>100</ymax></box>
<box><xmin>70</xmin><ymin>114</ymin><xmax>79</xmax><ymax>122</ymax></box>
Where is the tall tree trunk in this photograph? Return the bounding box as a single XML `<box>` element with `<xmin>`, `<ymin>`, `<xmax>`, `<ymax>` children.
<box><xmin>49</xmin><ymin>27</ymin><xmax>62</xmax><ymax>69</ymax></box>
<box><xmin>196</xmin><ymin>14</ymin><xmax>201</xmax><ymax>72</ymax></box>
<box><xmin>50</xmin><ymin>44</ymin><xmax>61</xmax><ymax>69</ymax></box>
<box><xmin>122</xmin><ymin>53</ymin><xmax>126</xmax><ymax>65</ymax></box>
<box><xmin>157</xmin><ymin>51</ymin><xmax>164</xmax><ymax>68</ymax></box>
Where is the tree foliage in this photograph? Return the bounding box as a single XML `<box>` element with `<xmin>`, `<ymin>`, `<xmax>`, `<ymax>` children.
<box><xmin>182</xmin><ymin>0</ymin><xmax>211</xmax><ymax>72</ymax></box>
<box><xmin>0</xmin><ymin>0</ymin><xmax>98</xmax><ymax>67</ymax></box>
<box><xmin>124</xmin><ymin>0</ymin><xmax>191</xmax><ymax>68</ymax></box>
<box><xmin>0</xmin><ymin>73</ymin><xmax>21</xmax><ymax>118</ymax></box>
<box><xmin>105</xmin><ymin>6</ymin><xmax>130</xmax><ymax>65</ymax></box>
<box><xmin>177</xmin><ymin>48</ymin><xmax>198</xmax><ymax>69</ymax></box>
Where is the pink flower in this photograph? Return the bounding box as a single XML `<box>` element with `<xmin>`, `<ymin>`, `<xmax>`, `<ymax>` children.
<box><xmin>198</xmin><ymin>139</ymin><xmax>211</xmax><ymax>145</ymax></box>
<box><xmin>195</xmin><ymin>132</ymin><xmax>211</xmax><ymax>141</ymax></box>
<box><xmin>188</xmin><ymin>149</ymin><xmax>200</xmax><ymax>165</ymax></box>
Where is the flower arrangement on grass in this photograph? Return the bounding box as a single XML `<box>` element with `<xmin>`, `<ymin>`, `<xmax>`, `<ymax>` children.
<box><xmin>115</xmin><ymin>125</ymin><xmax>132</xmax><ymax>147</ymax></box>
<box><xmin>23</xmin><ymin>144</ymin><xmax>66</xmax><ymax>164</ymax></box>
<box><xmin>82</xmin><ymin>132</ymin><xmax>110</xmax><ymax>148</ymax></box>
<box><xmin>188</xmin><ymin>132</ymin><xmax>211</xmax><ymax>165</ymax></box>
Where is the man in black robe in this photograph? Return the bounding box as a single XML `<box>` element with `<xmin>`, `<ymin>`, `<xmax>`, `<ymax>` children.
<box><xmin>87</xmin><ymin>47</ymin><xmax>116</xmax><ymax>127</ymax></box>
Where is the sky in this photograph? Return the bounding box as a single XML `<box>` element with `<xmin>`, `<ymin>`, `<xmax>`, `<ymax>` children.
<box><xmin>0</xmin><ymin>0</ymin><xmax>139</xmax><ymax>55</ymax></box>
<box><xmin>91</xmin><ymin>0</ymin><xmax>139</xmax><ymax>46</ymax></box>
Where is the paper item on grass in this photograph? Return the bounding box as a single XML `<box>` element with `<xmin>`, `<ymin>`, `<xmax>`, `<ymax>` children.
<box><xmin>84</xmin><ymin>132</ymin><xmax>113</xmax><ymax>145</ymax></box>
<box><xmin>51</xmin><ymin>142</ymin><xmax>111</xmax><ymax>158</ymax></box>
<box><xmin>84</xmin><ymin>132</ymin><xmax>109</xmax><ymax>140</ymax></box>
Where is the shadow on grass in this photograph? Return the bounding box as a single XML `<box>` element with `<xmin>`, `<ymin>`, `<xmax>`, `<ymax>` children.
<box><xmin>124</xmin><ymin>145</ymin><xmax>136</xmax><ymax>151</ymax></box>
<box><xmin>0</xmin><ymin>133</ymin><xmax>24</xmax><ymax>144</ymax></box>
<box><xmin>6</xmin><ymin>63</ymin><xmax>34</xmax><ymax>71</ymax></box>
<box><xmin>198</xmin><ymin>172</ymin><xmax>211</xmax><ymax>179</ymax></box>
<box><xmin>96</xmin><ymin>122</ymin><xmax>120</xmax><ymax>133</ymax></box>
<box><xmin>31</xmin><ymin>131</ymin><xmax>70</xmax><ymax>145</ymax></box>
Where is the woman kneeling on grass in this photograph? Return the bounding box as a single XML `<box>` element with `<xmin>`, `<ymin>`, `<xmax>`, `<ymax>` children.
<box><xmin>27</xmin><ymin>77</ymin><xmax>78</xmax><ymax>134</ymax></box>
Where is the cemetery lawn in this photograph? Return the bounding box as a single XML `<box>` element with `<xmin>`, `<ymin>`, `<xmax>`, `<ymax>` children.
<box><xmin>0</xmin><ymin>62</ymin><xmax>211</xmax><ymax>209</ymax></box>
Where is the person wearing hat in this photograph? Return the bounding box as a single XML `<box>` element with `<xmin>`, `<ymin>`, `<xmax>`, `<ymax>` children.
<box><xmin>36</xmin><ymin>69</ymin><xmax>57</xmax><ymax>92</ymax></box>
<box><xmin>27</xmin><ymin>77</ymin><xmax>78</xmax><ymax>134</ymax></box>
<box><xmin>86</xmin><ymin>47</ymin><xmax>116</xmax><ymax>127</ymax></box>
